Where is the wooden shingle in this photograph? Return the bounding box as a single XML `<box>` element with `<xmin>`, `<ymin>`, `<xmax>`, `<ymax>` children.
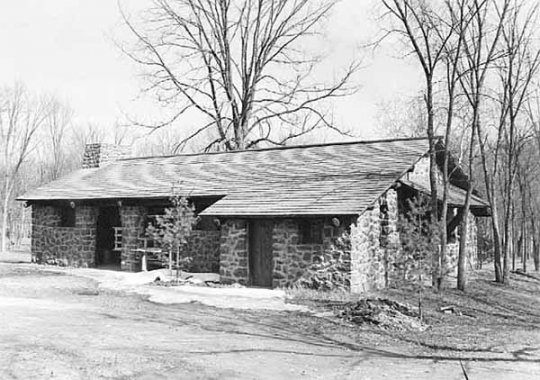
<box><xmin>20</xmin><ymin>138</ymin><xmax>432</xmax><ymax>216</ymax></box>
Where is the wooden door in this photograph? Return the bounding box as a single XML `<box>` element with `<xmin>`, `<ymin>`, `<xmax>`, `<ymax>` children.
<box><xmin>249</xmin><ymin>220</ymin><xmax>274</xmax><ymax>287</ymax></box>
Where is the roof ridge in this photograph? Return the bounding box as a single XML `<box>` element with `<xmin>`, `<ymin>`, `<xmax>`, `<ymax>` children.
<box><xmin>120</xmin><ymin>136</ymin><xmax>433</xmax><ymax>162</ymax></box>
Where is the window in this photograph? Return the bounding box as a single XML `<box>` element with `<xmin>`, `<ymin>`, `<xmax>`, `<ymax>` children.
<box><xmin>60</xmin><ymin>207</ymin><xmax>76</xmax><ymax>227</ymax></box>
<box><xmin>113</xmin><ymin>227</ymin><xmax>123</xmax><ymax>251</ymax></box>
<box><xmin>194</xmin><ymin>216</ymin><xmax>219</xmax><ymax>231</ymax></box>
<box><xmin>298</xmin><ymin>219</ymin><xmax>323</xmax><ymax>244</ymax></box>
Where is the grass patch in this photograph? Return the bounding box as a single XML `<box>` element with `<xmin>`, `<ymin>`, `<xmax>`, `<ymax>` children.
<box><xmin>283</xmin><ymin>267</ymin><xmax>540</xmax><ymax>359</ymax></box>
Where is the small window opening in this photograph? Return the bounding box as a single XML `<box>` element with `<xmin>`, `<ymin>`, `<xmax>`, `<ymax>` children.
<box><xmin>60</xmin><ymin>207</ymin><xmax>76</xmax><ymax>227</ymax></box>
<box><xmin>298</xmin><ymin>219</ymin><xmax>323</xmax><ymax>244</ymax></box>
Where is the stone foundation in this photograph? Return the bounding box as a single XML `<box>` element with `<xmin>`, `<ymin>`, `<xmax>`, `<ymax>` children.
<box><xmin>31</xmin><ymin>204</ymin><xmax>97</xmax><ymax>267</ymax></box>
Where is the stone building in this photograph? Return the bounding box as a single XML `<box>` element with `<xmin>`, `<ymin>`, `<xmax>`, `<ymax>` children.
<box><xmin>19</xmin><ymin>138</ymin><xmax>489</xmax><ymax>291</ymax></box>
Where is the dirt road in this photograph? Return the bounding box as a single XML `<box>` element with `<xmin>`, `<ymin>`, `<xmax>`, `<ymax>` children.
<box><xmin>0</xmin><ymin>263</ymin><xmax>538</xmax><ymax>379</ymax></box>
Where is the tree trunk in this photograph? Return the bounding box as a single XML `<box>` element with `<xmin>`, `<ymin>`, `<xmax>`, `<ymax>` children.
<box><xmin>1</xmin><ymin>180</ymin><xmax>12</xmax><ymax>253</ymax></box>
<box><xmin>491</xmin><ymin>199</ymin><xmax>504</xmax><ymax>281</ymax></box>
<box><xmin>533</xmin><ymin>233</ymin><xmax>539</xmax><ymax>272</ymax></box>
<box><xmin>457</xmin><ymin>201</ymin><xmax>471</xmax><ymax>291</ymax></box>
<box><xmin>503</xmin><ymin>199</ymin><xmax>512</xmax><ymax>283</ymax></box>
<box><xmin>523</xmin><ymin>224</ymin><xmax>527</xmax><ymax>273</ymax></box>
<box><xmin>426</xmin><ymin>79</ymin><xmax>439</xmax><ymax>288</ymax></box>
<box><xmin>458</xmin><ymin>113</ymin><xmax>477</xmax><ymax>291</ymax></box>
<box><xmin>478</xmin><ymin>132</ymin><xmax>503</xmax><ymax>282</ymax></box>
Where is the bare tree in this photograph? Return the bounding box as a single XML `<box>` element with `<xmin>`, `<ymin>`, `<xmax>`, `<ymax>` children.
<box><xmin>43</xmin><ymin>98</ymin><xmax>73</xmax><ymax>181</ymax></box>
<box><xmin>120</xmin><ymin>0</ymin><xmax>359</xmax><ymax>152</ymax></box>
<box><xmin>458</xmin><ymin>0</ymin><xmax>510</xmax><ymax>287</ymax></box>
<box><xmin>381</xmin><ymin>0</ymin><xmax>458</xmax><ymax>287</ymax></box>
<box><xmin>0</xmin><ymin>84</ymin><xmax>49</xmax><ymax>252</ymax></box>
<box><xmin>376</xmin><ymin>95</ymin><xmax>427</xmax><ymax>138</ymax></box>
<box><xmin>497</xmin><ymin>0</ymin><xmax>540</xmax><ymax>282</ymax></box>
<box><xmin>438</xmin><ymin>0</ymin><xmax>473</xmax><ymax>290</ymax></box>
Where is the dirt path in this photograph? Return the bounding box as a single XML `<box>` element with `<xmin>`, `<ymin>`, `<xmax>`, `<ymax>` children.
<box><xmin>0</xmin><ymin>264</ymin><xmax>538</xmax><ymax>379</ymax></box>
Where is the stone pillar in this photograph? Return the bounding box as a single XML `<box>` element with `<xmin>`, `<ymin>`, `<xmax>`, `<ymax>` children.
<box><xmin>119</xmin><ymin>205</ymin><xmax>147</xmax><ymax>271</ymax></box>
<box><xmin>350</xmin><ymin>206</ymin><xmax>385</xmax><ymax>293</ymax></box>
<box><xmin>350</xmin><ymin>212</ymin><xmax>371</xmax><ymax>293</ymax></box>
<box><xmin>321</xmin><ymin>219</ymin><xmax>351</xmax><ymax>289</ymax></box>
<box><xmin>75</xmin><ymin>206</ymin><xmax>98</xmax><ymax>267</ymax></box>
<box><xmin>219</xmin><ymin>219</ymin><xmax>249</xmax><ymax>285</ymax></box>
<box><xmin>272</xmin><ymin>219</ymin><xmax>295</xmax><ymax>288</ymax></box>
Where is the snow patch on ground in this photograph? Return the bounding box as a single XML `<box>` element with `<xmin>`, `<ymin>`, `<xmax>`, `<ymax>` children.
<box><xmin>40</xmin><ymin>266</ymin><xmax>307</xmax><ymax>311</ymax></box>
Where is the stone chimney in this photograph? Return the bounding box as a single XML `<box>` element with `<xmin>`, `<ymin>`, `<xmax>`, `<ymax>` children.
<box><xmin>82</xmin><ymin>143</ymin><xmax>132</xmax><ymax>169</ymax></box>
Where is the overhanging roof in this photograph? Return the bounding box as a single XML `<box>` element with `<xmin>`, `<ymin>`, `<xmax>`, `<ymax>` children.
<box><xmin>400</xmin><ymin>179</ymin><xmax>490</xmax><ymax>216</ymax></box>
<box><xmin>19</xmin><ymin>138</ymin><xmax>432</xmax><ymax>216</ymax></box>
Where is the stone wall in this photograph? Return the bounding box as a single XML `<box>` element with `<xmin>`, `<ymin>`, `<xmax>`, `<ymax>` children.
<box><xmin>218</xmin><ymin>199</ymin><xmax>402</xmax><ymax>291</ymax></box>
<box><xmin>350</xmin><ymin>207</ymin><xmax>380</xmax><ymax>292</ymax></box>
<box><xmin>119</xmin><ymin>205</ymin><xmax>147</xmax><ymax>271</ymax></box>
<box><xmin>272</xmin><ymin>219</ymin><xmax>350</xmax><ymax>289</ymax></box>
<box><xmin>445</xmin><ymin>211</ymin><xmax>478</xmax><ymax>274</ymax></box>
<box><xmin>219</xmin><ymin>219</ymin><xmax>249</xmax><ymax>284</ymax></box>
<box><xmin>188</xmin><ymin>230</ymin><xmax>220</xmax><ymax>273</ymax></box>
<box><xmin>350</xmin><ymin>189</ymin><xmax>400</xmax><ymax>293</ymax></box>
<box><xmin>31</xmin><ymin>204</ymin><xmax>97</xmax><ymax>267</ymax></box>
<box><xmin>218</xmin><ymin>217</ymin><xmax>350</xmax><ymax>289</ymax></box>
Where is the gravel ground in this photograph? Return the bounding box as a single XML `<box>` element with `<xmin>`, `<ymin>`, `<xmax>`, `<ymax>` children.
<box><xmin>0</xmin><ymin>262</ymin><xmax>538</xmax><ymax>379</ymax></box>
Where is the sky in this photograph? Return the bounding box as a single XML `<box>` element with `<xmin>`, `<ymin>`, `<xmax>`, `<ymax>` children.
<box><xmin>0</xmin><ymin>0</ymin><xmax>422</xmax><ymax>142</ymax></box>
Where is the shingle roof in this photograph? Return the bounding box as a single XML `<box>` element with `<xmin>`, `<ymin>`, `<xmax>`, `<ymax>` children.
<box><xmin>400</xmin><ymin>179</ymin><xmax>489</xmax><ymax>209</ymax></box>
<box><xmin>19</xmin><ymin>138</ymin><xmax>433</xmax><ymax>216</ymax></box>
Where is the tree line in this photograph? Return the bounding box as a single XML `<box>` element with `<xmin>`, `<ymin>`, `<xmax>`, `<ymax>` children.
<box><xmin>381</xmin><ymin>0</ymin><xmax>540</xmax><ymax>288</ymax></box>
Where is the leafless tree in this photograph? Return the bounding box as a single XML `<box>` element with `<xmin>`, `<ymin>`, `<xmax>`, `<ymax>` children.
<box><xmin>42</xmin><ymin>98</ymin><xmax>73</xmax><ymax>181</ymax></box>
<box><xmin>120</xmin><ymin>0</ymin><xmax>360</xmax><ymax>152</ymax></box>
<box><xmin>376</xmin><ymin>95</ymin><xmax>427</xmax><ymax>138</ymax></box>
<box><xmin>458</xmin><ymin>0</ymin><xmax>510</xmax><ymax>287</ymax></box>
<box><xmin>0</xmin><ymin>84</ymin><xmax>49</xmax><ymax>252</ymax></box>
<box><xmin>496</xmin><ymin>0</ymin><xmax>540</xmax><ymax>282</ymax></box>
<box><xmin>382</xmin><ymin>0</ymin><xmax>462</xmax><ymax>287</ymax></box>
<box><xmin>437</xmin><ymin>0</ymin><xmax>473</xmax><ymax>290</ymax></box>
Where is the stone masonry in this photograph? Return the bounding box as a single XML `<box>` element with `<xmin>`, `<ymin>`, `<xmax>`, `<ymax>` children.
<box><xmin>31</xmin><ymin>204</ymin><xmax>97</xmax><ymax>267</ymax></box>
<box><xmin>119</xmin><ymin>205</ymin><xmax>147</xmax><ymax>271</ymax></box>
<box><xmin>445</xmin><ymin>211</ymin><xmax>478</xmax><ymax>274</ymax></box>
<box><xmin>188</xmin><ymin>230</ymin><xmax>220</xmax><ymax>273</ymax></box>
<box><xmin>219</xmin><ymin>219</ymin><xmax>249</xmax><ymax>284</ymax></box>
<box><xmin>82</xmin><ymin>143</ymin><xmax>132</xmax><ymax>169</ymax></box>
<box><xmin>349</xmin><ymin>189</ymin><xmax>400</xmax><ymax>293</ymax></box>
<box><xmin>272</xmin><ymin>218</ymin><xmax>351</xmax><ymax>289</ymax></box>
<box><xmin>217</xmin><ymin>190</ymin><xmax>403</xmax><ymax>291</ymax></box>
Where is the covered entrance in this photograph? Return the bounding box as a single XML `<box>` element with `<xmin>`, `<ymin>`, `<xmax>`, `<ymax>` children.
<box><xmin>249</xmin><ymin>220</ymin><xmax>274</xmax><ymax>287</ymax></box>
<box><xmin>95</xmin><ymin>206</ymin><xmax>121</xmax><ymax>269</ymax></box>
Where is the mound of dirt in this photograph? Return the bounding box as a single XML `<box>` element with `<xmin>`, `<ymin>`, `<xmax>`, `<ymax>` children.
<box><xmin>337</xmin><ymin>298</ymin><xmax>426</xmax><ymax>331</ymax></box>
